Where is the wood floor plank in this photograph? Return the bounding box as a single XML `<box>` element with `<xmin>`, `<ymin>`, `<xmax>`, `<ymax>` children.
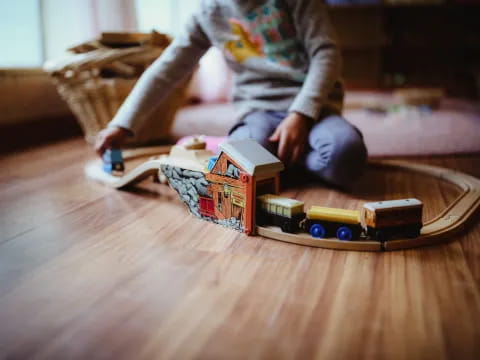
<box><xmin>0</xmin><ymin>139</ymin><xmax>479</xmax><ymax>359</ymax></box>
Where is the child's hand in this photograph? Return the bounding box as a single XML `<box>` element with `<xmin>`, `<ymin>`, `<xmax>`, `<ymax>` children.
<box><xmin>269</xmin><ymin>112</ymin><xmax>312</xmax><ymax>166</ymax></box>
<box><xmin>95</xmin><ymin>126</ymin><xmax>131</xmax><ymax>156</ymax></box>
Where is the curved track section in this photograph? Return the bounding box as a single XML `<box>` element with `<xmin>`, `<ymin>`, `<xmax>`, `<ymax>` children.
<box><xmin>85</xmin><ymin>159</ymin><xmax>165</xmax><ymax>188</ymax></box>
<box><xmin>258</xmin><ymin>160</ymin><xmax>480</xmax><ymax>251</ymax></box>
<box><xmin>84</xmin><ymin>146</ymin><xmax>171</xmax><ymax>189</ymax></box>
<box><xmin>377</xmin><ymin>160</ymin><xmax>480</xmax><ymax>250</ymax></box>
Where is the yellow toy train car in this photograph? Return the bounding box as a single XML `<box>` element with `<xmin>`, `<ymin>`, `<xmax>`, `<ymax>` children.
<box><xmin>306</xmin><ymin>206</ymin><xmax>362</xmax><ymax>241</ymax></box>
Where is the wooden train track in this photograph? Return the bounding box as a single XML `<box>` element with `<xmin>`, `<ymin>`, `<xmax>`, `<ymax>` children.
<box><xmin>85</xmin><ymin>147</ymin><xmax>480</xmax><ymax>251</ymax></box>
<box><xmin>258</xmin><ymin>160</ymin><xmax>480</xmax><ymax>251</ymax></box>
<box><xmin>84</xmin><ymin>146</ymin><xmax>171</xmax><ymax>188</ymax></box>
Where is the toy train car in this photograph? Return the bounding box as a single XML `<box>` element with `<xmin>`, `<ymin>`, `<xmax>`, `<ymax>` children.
<box><xmin>306</xmin><ymin>206</ymin><xmax>362</xmax><ymax>241</ymax></box>
<box><xmin>257</xmin><ymin>194</ymin><xmax>423</xmax><ymax>242</ymax></box>
<box><xmin>102</xmin><ymin>149</ymin><xmax>125</xmax><ymax>174</ymax></box>
<box><xmin>256</xmin><ymin>194</ymin><xmax>305</xmax><ymax>233</ymax></box>
<box><xmin>362</xmin><ymin>199</ymin><xmax>423</xmax><ymax>241</ymax></box>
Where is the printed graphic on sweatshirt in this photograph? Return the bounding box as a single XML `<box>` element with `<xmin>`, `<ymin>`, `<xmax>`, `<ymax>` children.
<box><xmin>224</xmin><ymin>0</ymin><xmax>306</xmax><ymax>70</ymax></box>
<box><xmin>224</xmin><ymin>19</ymin><xmax>264</xmax><ymax>63</ymax></box>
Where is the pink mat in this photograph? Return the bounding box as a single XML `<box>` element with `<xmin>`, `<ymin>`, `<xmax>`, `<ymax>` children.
<box><xmin>344</xmin><ymin>95</ymin><xmax>480</xmax><ymax>157</ymax></box>
<box><xmin>172</xmin><ymin>96</ymin><xmax>480</xmax><ymax>157</ymax></box>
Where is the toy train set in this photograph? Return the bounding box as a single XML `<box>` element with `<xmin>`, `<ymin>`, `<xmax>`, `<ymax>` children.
<box><xmin>90</xmin><ymin>137</ymin><xmax>480</xmax><ymax>251</ymax></box>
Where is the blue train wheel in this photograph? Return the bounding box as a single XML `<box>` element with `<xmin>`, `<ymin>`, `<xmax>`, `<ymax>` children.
<box><xmin>309</xmin><ymin>223</ymin><xmax>326</xmax><ymax>238</ymax></box>
<box><xmin>336</xmin><ymin>226</ymin><xmax>353</xmax><ymax>241</ymax></box>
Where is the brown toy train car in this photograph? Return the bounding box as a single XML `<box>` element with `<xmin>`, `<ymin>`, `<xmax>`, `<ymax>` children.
<box><xmin>361</xmin><ymin>198</ymin><xmax>423</xmax><ymax>241</ymax></box>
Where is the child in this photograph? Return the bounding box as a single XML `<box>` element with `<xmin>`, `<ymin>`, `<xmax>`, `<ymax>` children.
<box><xmin>96</xmin><ymin>0</ymin><xmax>367</xmax><ymax>189</ymax></box>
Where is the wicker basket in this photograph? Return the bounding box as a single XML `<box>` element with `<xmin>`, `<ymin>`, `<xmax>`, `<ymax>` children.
<box><xmin>44</xmin><ymin>32</ymin><xmax>188</xmax><ymax>145</ymax></box>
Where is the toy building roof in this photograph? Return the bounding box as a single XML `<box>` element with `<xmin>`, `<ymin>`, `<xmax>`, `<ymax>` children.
<box><xmin>219</xmin><ymin>139</ymin><xmax>284</xmax><ymax>176</ymax></box>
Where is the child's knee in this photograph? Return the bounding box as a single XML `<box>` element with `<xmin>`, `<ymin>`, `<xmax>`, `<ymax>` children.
<box><xmin>307</xmin><ymin>123</ymin><xmax>368</xmax><ymax>188</ymax></box>
<box><xmin>333</xmin><ymin>129</ymin><xmax>367</xmax><ymax>174</ymax></box>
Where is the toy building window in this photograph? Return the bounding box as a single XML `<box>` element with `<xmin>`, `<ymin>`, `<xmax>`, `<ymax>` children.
<box><xmin>226</xmin><ymin>161</ymin><xmax>240</xmax><ymax>179</ymax></box>
<box><xmin>217</xmin><ymin>192</ymin><xmax>222</xmax><ymax>212</ymax></box>
<box><xmin>224</xmin><ymin>184</ymin><xmax>230</xmax><ymax>197</ymax></box>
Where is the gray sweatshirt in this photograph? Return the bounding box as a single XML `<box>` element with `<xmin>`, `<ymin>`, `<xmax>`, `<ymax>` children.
<box><xmin>110</xmin><ymin>0</ymin><xmax>343</xmax><ymax>135</ymax></box>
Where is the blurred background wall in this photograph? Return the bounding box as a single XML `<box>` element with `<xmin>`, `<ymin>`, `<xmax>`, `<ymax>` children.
<box><xmin>0</xmin><ymin>0</ymin><xmax>479</xmax><ymax>128</ymax></box>
<box><xmin>329</xmin><ymin>4</ymin><xmax>480</xmax><ymax>98</ymax></box>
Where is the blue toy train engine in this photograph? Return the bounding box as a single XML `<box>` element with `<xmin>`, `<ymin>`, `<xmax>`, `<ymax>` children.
<box><xmin>102</xmin><ymin>149</ymin><xmax>125</xmax><ymax>174</ymax></box>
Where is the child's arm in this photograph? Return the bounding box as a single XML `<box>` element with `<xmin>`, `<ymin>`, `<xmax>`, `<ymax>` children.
<box><xmin>271</xmin><ymin>0</ymin><xmax>341</xmax><ymax>165</ymax></box>
<box><xmin>96</xmin><ymin>11</ymin><xmax>211</xmax><ymax>154</ymax></box>
<box><xmin>287</xmin><ymin>0</ymin><xmax>341</xmax><ymax>120</ymax></box>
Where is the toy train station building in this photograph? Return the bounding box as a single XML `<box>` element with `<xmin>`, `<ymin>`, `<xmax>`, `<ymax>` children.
<box><xmin>203</xmin><ymin>140</ymin><xmax>284</xmax><ymax>235</ymax></box>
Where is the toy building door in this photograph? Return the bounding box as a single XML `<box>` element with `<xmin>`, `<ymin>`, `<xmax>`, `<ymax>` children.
<box><xmin>231</xmin><ymin>190</ymin><xmax>245</xmax><ymax>224</ymax></box>
<box><xmin>256</xmin><ymin>178</ymin><xmax>277</xmax><ymax>196</ymax></box>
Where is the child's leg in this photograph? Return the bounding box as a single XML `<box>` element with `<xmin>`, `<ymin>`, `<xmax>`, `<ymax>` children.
<box><xmin>305</xmin><ymin>114</ymin><xmax>368</xmax><ymax>189</ymax></box>
<box><xmin>229</xmin><ymin>111</ymin><xmax>367</xmax><ymax>189</ymax></box>
<box><xmin>228</xmin><ymin>111</ymin><xmax>285</xmax><ymax>154</ymax></box>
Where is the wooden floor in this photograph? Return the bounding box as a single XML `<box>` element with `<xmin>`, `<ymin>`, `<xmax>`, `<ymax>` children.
<box><xmin>1</xmin><ymin>138</ymin><xmax>479</xmax><ymax>360</ymax></box>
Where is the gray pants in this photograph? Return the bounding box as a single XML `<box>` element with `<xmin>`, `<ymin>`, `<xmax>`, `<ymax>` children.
<box><xmin>228</xmin><ymin>111</ymin><xmax>368</xmax><ymax>188</ymax></box>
